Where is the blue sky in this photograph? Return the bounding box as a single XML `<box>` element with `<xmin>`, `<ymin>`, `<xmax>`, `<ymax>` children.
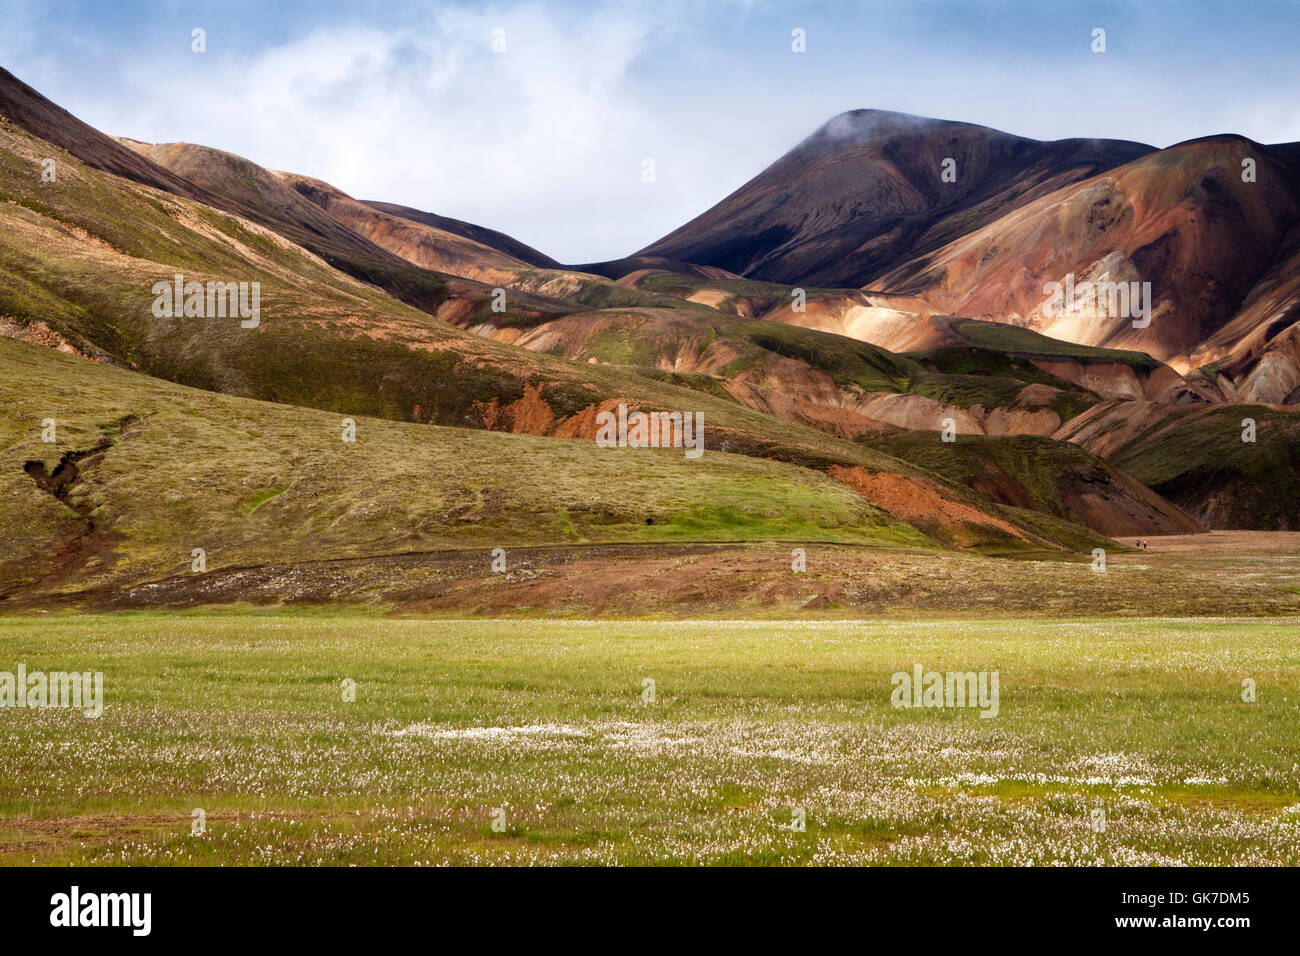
<box><xmin>2</xmin><ymin>0</ymin><xmax>1298</xmax><ymax>261</ymax></box>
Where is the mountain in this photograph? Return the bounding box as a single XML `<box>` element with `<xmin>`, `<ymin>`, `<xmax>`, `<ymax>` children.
<box><xmin>1183</xmin><ymin>190</ymin><xmax>1300</xmax><ymax>404</ymax></box>
<box><xmin>876</xmin><ymin>135</ymin><xmax>1300</xmax><ymax>365</ymax></box>
<box><xmin>275</xmin><ymin>169</ymin><xmax>548</xmax><ymax>285</ymax></box>
<box><xmin>639</xmin><ymin>109</ymin><xmax>1152</xmax><ymax>286</ymax></box>
<box><xmin>634</xmin><ymin>107</ymin><xmax>1300</xmax><ymax>527</ymax></box>
<box><xmin>0</xmin><ymin>107</ymin><xmax>845</xmax><ymax>450</ymax></box>
<box><xmin>120</xmin><ymin>138</ymin><xmax>697</xmax><ymax>317</ymax></box>
<box><xmin>0</xmin><ymin>67</ymin><xmax>493</xmax><ymax>317</ymax></box>
<box><xmin>0</xmin><ymin>66</ymin><xmax>215</xmax><ymax>203</ymax></box>
<box><xmin>363</xmin><ymin>200</ymin><xmax>561</xmax><ymax>269</ymax></box>
<box><xmin>280</xmin><ymin>169</ymin><xmax>709</xmax><ymax>312</ymax></box>
<box><xmin>1058</xmin><ymin>401</ymin><xmax>1300</xmax><ymax>529</ymax></box>
<box><xmin>420</xmin><ymin>290</ymin><xmax>1206</xmax><ymax>539</ymax></box>
<box><xmin>639</xmin><ymin>108</ymin><xmax>1300</xmax><ymax>406</ymax></box>
<box><xmin>0</xmin><ymin>66</ymin><xmax>1220</xmax><ymax>543</ymax></box>
<box><xmin>2</xmin><ymin>82</ymin><xmax>1164</xmax><ymax>556</ymax></box>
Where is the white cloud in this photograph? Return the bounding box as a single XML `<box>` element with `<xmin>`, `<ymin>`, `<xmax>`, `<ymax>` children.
<box><xmin>71</xmin><ymin>3</ymin><xmax>725</xmax><ymax>262</ymax></box>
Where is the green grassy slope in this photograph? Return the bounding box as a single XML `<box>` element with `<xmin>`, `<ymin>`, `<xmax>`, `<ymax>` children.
<box><xmin>862</xmin><ymin>430</ymin><xmax>1204</xmax><ymax>537</ymax></box>
<box><xmin>933</xmin><ymin>318</ymin><xmax>1167</xmax><ymax>370</ymax></box>
<box><xmin>488</xmin><ymin>307</ymin><xmax>922</xmax><ymax>394</ymax></box>
<box><xmin>434</xmin><ymin>301</ymin><xmax>1199</xmax><ymax>538</ymax></box>
<box><xmin>1111</xmin><ymin>405</ymin><xmax>1300</xmax><ymax>529</ymax></box>
<box><xmin>0</xmin><ymin>336</ymin><xmax>933</xmax><ymax>602</ymax></box>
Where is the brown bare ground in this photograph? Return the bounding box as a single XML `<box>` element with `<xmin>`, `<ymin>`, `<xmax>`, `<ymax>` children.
<box><xmin>826</xmin><ymin>465</ymin><xmax>1027</xmax><ymax>547</ymax></box>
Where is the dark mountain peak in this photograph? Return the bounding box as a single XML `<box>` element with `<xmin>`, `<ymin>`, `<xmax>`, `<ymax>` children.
<box><xmin>640</xmin><ymin>108</ymin><xmax>1150</xmax><ymax>286</ymax></box>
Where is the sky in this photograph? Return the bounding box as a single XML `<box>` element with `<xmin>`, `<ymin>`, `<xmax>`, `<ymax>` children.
<box><xmin>2</xmin><ymin>0</ymin><xmax>1299</xmax><ymax>262</ymax></box>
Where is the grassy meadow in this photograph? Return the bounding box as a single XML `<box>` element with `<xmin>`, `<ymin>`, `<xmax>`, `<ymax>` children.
<box><xmin>2</xmin><ymin>612</ymin><xmax>1298</xmax><ymax>866</ymax></box>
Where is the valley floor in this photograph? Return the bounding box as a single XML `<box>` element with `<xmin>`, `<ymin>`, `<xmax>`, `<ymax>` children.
<box><xmin>2</xmin><ymin>612</ymin><xmax>1299</xmax><ymax>865</ymax></box>
<box><xmin>9</xmin><ymin>532</ymin><xmax>1300</xmax><ymax>619</ymax></box>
